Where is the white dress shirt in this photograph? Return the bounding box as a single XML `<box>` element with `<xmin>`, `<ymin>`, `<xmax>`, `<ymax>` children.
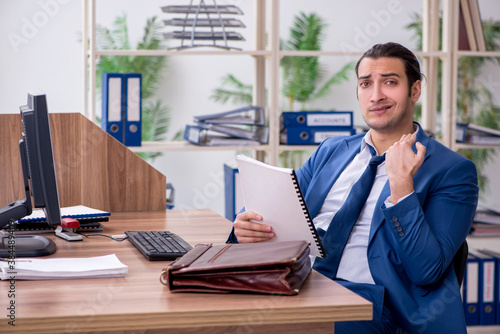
<box><xmin>312</xmin><ymin>126</ymin><xmax>418</xmax><ymax>284</ymax></box>
<box><xmin>312</xmin><ymin>131</ymin><xmax>386</xmax><ymax>284</ymax></box>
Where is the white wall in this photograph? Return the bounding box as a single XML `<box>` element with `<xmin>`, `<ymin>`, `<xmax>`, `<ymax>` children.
<box><xmin>0</xmin><ymin>0</ymin><xmax>82</xmax><ymax>114</ymax></box>
<box><xmin>1</xmin><ymin>0</ymin><xmax>499</xmax><ymax>217</ymax></box>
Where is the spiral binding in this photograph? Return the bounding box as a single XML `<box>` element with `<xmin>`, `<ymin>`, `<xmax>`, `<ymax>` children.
<box><xmin>290</xmin><ymin>171</ymin><xmax>326</xmax><ymax>258</ymax></box>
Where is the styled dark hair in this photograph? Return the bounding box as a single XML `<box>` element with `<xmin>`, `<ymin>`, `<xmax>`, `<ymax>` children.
<box><xmin>355</xmin><ymin>42</ymin><xmax>423</xmax><ymax>95</ymax></box>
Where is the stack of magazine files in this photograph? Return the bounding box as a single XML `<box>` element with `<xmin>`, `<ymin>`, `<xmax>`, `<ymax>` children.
<box><xmin>184</xmin><ymin>106</ymin><xmax>269</xmax><ymax>146</ymax></box>
<box><xmin>456</xmin><ymin>123</ymin><xmax>500</xmax><ymax>145</ymax></box>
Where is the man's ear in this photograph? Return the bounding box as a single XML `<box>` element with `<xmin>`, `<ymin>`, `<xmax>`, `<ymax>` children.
<box><xmin>411</xmin><ymin>80</ymin><xmax>422</xmax><ymax>103</ymax></box>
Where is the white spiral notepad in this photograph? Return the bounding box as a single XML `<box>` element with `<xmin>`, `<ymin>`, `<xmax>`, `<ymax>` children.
<box><xmin>235</xmin><ymin>155</ymin><xmax>325</xmax><ymax>258</ymax></box>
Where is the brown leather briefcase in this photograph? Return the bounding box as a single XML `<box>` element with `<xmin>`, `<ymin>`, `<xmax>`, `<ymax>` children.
<box><xmin>160</xmin><ymin>240</ymin><xmax>311</xmax><ymax>295</ymax></box>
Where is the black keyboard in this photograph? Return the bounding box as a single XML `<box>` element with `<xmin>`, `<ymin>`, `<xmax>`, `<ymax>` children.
<box><xmin>125</xmin><ymin>231</ymin><xmax>193</xmax><ymax>261</ymax></box>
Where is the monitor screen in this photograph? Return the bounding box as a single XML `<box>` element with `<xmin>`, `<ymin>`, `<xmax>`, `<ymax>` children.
<box><xmin>21</xmin><ymin>92</ymin><xmax>61</xmax><ymax>227</ymax></box>
<box><xmin>0</xmin><ymin>92</ymin><xmax>62</xmax><ymax>228</ymax></box>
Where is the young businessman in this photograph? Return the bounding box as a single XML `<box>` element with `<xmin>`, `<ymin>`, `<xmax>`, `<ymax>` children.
<box><xmin>228</xmin><ymin>42</ymin><xmax>479</xmax><ymax>333</ymax></box>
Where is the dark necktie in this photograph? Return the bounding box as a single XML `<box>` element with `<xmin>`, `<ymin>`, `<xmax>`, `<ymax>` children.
<box><xmin>313</xmin><ymin>148</ymin><xmax>386</xmax><ymax>280</ymax></box>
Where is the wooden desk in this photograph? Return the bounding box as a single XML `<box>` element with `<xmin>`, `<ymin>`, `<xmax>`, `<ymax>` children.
<box><xmin>1</xmin><ymin>210</ymin><xmax>371</xmax><ymax>334</ymax></box>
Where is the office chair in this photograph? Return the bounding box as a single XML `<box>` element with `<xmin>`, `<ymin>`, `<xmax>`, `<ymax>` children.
<box><xmin>453</xmin><ymin>240</ymin><xmax>468</xmax><ymax>288</ymax></box>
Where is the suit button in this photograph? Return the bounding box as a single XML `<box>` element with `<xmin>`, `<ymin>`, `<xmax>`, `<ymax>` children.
<box><xmin>394</xmin><ymin>221</ymin><xmax>401</xmax><ymax>227</ymax></box>
<box><xmin>392</xmin><ymin>216</ymin><xmax>398</xmax><ymax>222</ymax></box>
<box><xmin>396</xmin><ymin>226</ymin><xmax>403</xmax><ymax>232</ymax></box>
<box><xmin>399</xmin><ymin>231</ymin><xmax>405</xmax><ymax>237</ymax></box>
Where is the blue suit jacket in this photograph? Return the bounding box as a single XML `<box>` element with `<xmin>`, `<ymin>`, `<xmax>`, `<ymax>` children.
<box><xmin>295</xmin><ymin>125</ymin><xmax>478</xmax><ymax>333</ymax></box>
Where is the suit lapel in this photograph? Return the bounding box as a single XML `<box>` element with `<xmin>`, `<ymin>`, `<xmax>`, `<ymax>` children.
<box><xmin>305</xmin><ymin>137</ymin><xmax>362</xmax><ymax>218</ymax></box>
<box><xmin>368</xmin><ymin>123</ymin><xmax>431</xmax><ymax>244</ymax></box>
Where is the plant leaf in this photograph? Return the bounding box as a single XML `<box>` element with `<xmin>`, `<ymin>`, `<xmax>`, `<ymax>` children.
<box><xmin>95</xmin><ymin>14</ymin><xmax>170</xmax><ymax>162</ymax></box>
<box><xmin>210</xmin><ymin>74</ymin><xmax>253</xmax><ymax>105</ymax></box>
<box><xmin>313</xmin><ymin>62</ymin><xmax>355</xmax><ymax>101</ymax></box>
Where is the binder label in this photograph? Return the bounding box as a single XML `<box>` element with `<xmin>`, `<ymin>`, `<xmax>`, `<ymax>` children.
<box><xmin>484</xmin><ymin>261</ymin><xmax>495</xmax><ymax>302</ymax></box>
<box><xmin>456</xmin><ymin>125</ymin><xmax>466</xmax><ymax>142</ymax></box>
<box><xmin>307</xmin><ymin>113</ymin><xmax>351</xmax><ymax>126</ymax></box>
<box><xmin>314</xmin><ymin>130</ymin><xmax>354</xmax><ymax>143</ymax></box>
<box><xmin>187</xmin><ymin>126</ymin><xmax>200</xmax><ymax>143</ymax></box>
<box><xmin>126</xmin><ymin>78</ymin><xmax>141</xmax><ymax>122</ymax></box>
<box><xmin>467</xmin><ymin>262</ymin><xmax>479</xmax><ymax>303</ymax></box>
<box><xmin>108</xmin><ymin>78</ymin><xmax>122</xmax><ymax>122</ymax></box>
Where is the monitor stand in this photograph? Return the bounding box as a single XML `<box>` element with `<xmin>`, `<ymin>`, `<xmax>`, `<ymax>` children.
<box><xmin>0</xmin><ymin>172</ymin><xmax>57</xmax><ymax>257</ymax></box>
<box><xmin>0</xmin><ymin>235</ymin><xmax>57</xmax><ymax>257</ymax></box>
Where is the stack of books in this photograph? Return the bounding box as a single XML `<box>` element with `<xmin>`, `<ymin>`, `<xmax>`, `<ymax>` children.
<box><xmin>280</xmin><ymin>111</ymin><xmax>356</xmax><ymax>145</ymax></box>
<box><xmin>184</xmin><ymin>106</ymin><xmax>269</xmax><ymax>146</ymax></box>
<box><xmin>470</xmin><ymin>207</ymin><xmax>500</xmax><ymax>237</ymax></box>
<box><xmin>459</xmin><ymin>0</ymin><xmax>486</xmax><ymax>51</ymax></box>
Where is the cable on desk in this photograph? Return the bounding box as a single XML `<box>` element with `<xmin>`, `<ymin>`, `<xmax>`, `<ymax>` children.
<box><xmin>76</xmin><ymin>232</ymin><xmax>129</xmax><ymax>241</ymax></box>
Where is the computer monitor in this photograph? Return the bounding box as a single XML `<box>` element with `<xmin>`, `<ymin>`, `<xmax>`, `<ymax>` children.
<box><xmin>0</xmin><ymin>92</ymin><xmax>60</xmax><ymax>257</ymax></box>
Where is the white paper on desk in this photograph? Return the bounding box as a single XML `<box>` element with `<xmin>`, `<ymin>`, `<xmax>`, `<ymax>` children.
<box><xmin>0</xmin><ymin>254</ymin><xmax>128</xmax><ymax>280</ymax></box>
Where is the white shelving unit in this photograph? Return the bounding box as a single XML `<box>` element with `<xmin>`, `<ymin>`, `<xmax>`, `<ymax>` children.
<box><xmin>82</xmin><ymin>0</ymin><xmax>275</xmax><ymax>161</ymax></box>
<box><xmin>446</xmin><ymin>2</ymin><xmax>500</xmax><ymax>151</ymax></box>
<box><xmin>82</xmin><ymin>0</ymin><xmax>500</xmax><ymax>166</ymax></box>
<box><xmin>451</xmin><ymin>49</ymin><xmax>500</xmax><ymax>151</ymax></box>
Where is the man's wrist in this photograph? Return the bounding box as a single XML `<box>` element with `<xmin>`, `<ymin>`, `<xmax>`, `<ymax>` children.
<box><xmin>389</xmin><ymin>179</ymin><xmax>414</xmax><ymax>204</ymax></box>
<box><xmin>385</xmin><ymin>192</ymin><xmax>414</xmax><ymax>207</ymax></box>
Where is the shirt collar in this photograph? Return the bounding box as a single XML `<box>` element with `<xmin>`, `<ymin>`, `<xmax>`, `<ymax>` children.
<box><xmin>361</xmin><ymin>123</ymin><xmax>420</xmax><ymax>155</ymax></box>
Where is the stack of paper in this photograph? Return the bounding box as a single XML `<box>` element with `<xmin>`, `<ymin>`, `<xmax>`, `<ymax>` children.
<box><xmin>0</xmin><ymin>254</ymin><xmax>128</xmax><ymax>280</ymax></box>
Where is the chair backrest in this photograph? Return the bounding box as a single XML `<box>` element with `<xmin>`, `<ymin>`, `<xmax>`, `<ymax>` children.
<box><xmin>452</xmin><ymin>240</ymin><xmax>468</xmax><ymax>287</ymax></box>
